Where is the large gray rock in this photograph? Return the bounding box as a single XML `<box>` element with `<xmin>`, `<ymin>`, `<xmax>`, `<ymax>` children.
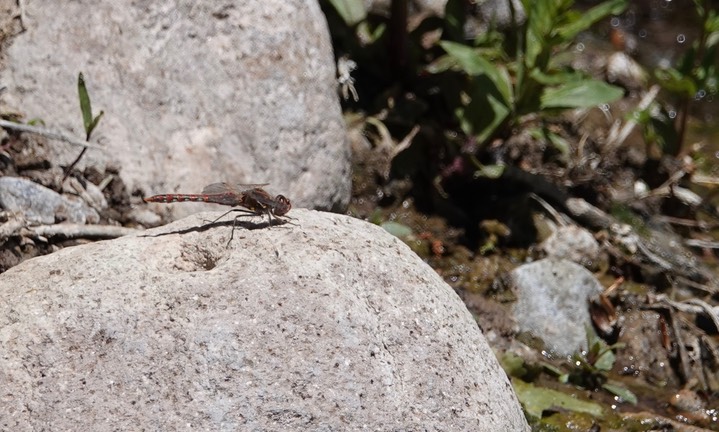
<box><xmin>0</xmin><ymin>1</ymin><xmax>350</xmax><ymax>214</ymax></box>
<box><xmin>0</xmin><ymin>210</ymin><xmax>529</xmax><ymax>431</ymax></box>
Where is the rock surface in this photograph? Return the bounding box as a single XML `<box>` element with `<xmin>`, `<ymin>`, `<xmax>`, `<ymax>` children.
<box><xmin>0</xmin><ymin>209</ymin><xmax>529</xmax><ymax>431</ymax></box>
<box><xmin>613</xmin><ymin>310</ymin><xmax>680</xmax><ymax>388</ymax></box>
<box><xmin>0</xmin><ymin>176</ymin><xmax>100</xmax><ymax>224</ymax></box>
<box><xmin>0</xmin><ymin>0</ymin><xmax>350</xmax><ymax>214</ymax></box>
<box><xmin>509</xmin><ymin>258</ymin><xmax>604</xmax><ymax>356</ymax></box>
<box><xmin>540</xmin><ymin>225</ymin><xmax>601</xmax><ymax>268</ymax></box>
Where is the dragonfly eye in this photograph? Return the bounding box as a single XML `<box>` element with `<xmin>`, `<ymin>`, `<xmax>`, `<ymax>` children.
<box><xmin>275</xmin><ymin>195</ymin><xmax>291</xmax><ymax>215</ymax></box>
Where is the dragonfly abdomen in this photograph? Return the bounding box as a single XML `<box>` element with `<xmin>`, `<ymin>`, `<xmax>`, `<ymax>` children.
<box><xmin>143</xmin><ymin>194</ymin><xmax>210</xmax><ymax>203</ymax></box>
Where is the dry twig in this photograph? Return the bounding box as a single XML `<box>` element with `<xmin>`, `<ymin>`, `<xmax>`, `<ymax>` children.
<box><xmin>0</xmin><ymin>119</ymin><xmax>105</xmax><ymax>151</ymax></box>
<box><xmin>22</xmin><ymin>224</ymin><xmax>138</xmax><ymax>240</ymax></box>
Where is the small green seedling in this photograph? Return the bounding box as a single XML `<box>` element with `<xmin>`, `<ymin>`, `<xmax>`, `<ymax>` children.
<box><xmin>63</xmin><ymin>72</ymin><xmax>104</xmax><ymax>180</ymax></box>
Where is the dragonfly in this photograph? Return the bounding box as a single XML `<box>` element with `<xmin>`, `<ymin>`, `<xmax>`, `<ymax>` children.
<box><xmin>143</xmin><ymin>183</ymin><xmax>292</xmax><ymax>241</ymax></box>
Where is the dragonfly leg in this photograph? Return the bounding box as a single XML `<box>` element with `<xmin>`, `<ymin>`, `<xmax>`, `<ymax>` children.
<box><xmin>204</xmin><ymin>208</ymin><xmax>255</xmax><ymax>225</ymax></box>
<box><xmin>225</xmin><ymin>211</ymin><xmax>280</xmax><ymax>246</ymax></box>
<box><xmin>266</xmin><ymin>210</ymin><xmax>294</xmax><ymax>227</ymax></box>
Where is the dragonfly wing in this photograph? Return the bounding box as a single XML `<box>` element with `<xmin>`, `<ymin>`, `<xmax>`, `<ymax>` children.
<box><xmin>233</xmin><ymin>183</ymin><xmax>269</xmax><ymax>191</ymax></box>
<box><xmin>201</xmin><ymin>182</ymin><xmax>234</xmax><ymax>194</ymax></box>
<box><xmin>201</xmin><ymin>183</ymin><xmax>270</xmax><ymax>194</ymax></box>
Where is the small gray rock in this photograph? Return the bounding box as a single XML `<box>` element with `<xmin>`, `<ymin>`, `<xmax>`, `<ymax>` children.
<box><xmin>509</xmin><ymin>258</ymin><xmax>604</xmax><ymax>355</ymax></box>
<box><xmin>0</xmin><ymin>176</ymin><xmax>99</xmax><ymax>224</ymax></box>
<box><xmin>540</xmin><ymin>225</ymin><xmax>601</xmax><ymax>267</ymax></box>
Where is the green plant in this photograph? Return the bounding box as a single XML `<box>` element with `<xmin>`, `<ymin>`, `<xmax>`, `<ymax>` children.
<box><xmin>324</xmin><ymin>0</ymin><xmax>366</xmax><ymax>26</ymax></box>
<box><xmin>651</xmin><ymin>0</ymin><xmax>719</xmax><ymax>154</ymax></box>
<box><xmin>63</xmin><ymin>72</ymin><xmax>104</xmax><ymax>179</ymax></box>
<box><xmin>558</xmin><ymin>326</ymin><xmax>637</xmax><ymax>405</ymax></box>
<box><xmin>322</xmin><ymin>0</ymin><xmax>630</xmax><ymax>192</ymax></box>
<box><xmin>513</xmin><ymin>378</ymin><xmax>604</xmax><ymax>420</ymax></box>
<box><xmin>429</xmin><ymin>0</ymin><xmax>627</xmax><ymax>152</ymax></box>
<box><xmin>502</xmin><ymin>326</ymin><xmax>637</xmax><ymax>409</ymax></box>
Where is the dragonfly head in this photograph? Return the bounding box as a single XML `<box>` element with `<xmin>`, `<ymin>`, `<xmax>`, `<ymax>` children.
<box><xmin>273</xmin><ymin>195</ymin><xmax>292</xmax><ymax>216</ymax></box>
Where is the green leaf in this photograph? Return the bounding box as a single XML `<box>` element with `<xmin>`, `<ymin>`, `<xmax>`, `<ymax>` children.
<box><xmin>524</xmin><ymin>23</ymin><xmax>543</xmax><ymax>71</ymax></box>
<box><xmin>501</xmin><ymin>352</ymin><xmax>528</xmax><ymax>377</ymax></box>
<box><xmin>439</xmin><ymin>41</ymin><xmax>492</xmax><ymax>74</ymax></box>
<box><xmin>380</xmin><ymin>221</ymin><xmax>413</xmax><ymax>238</ymax></box>
<box><xmin>523</xmin><ymin>0</ymin><xmax>563</xmax><ymax>69</ymax></box>
<box><xmin>708</xmin><ymin>16</ymin><xmax>719</xmax><ymax>34</ymax></box>
<box><xmin>557</xmin><ymin>0</ymin><xmax>628</xmax><ymax>41</ymax></box>
<box><xmin>654</xmin><ymin>68</ymin><xmax>698</xmax><ymax>96</ymax></box>
<box><xmin>529</xmin><ymin>127</ymin><xmax>570</xmax><ymax>159</ymax></box>
<box><xmin>326</xmin><ymin>0</ymin><xmax>366</xmax><ymax>26</ymax></box>
<box><xmin>548</xmin><ymin>132</ymin><xmax>569</xmax><ymax>157</ymax></box>
<box><xmin>368</xmin><ymin>209</ymin><xmax>383</xmax><ymax>225</ymax></box>
<box><xmin>357</xmin><ymin>21</ymin><xmax>385</xmax><ymax>44</ymax></box>
<box><xmin>594</xmin><ymin>348</ymin><xmax>616</xmax><ymax>371</ymax></box>
<box><xmin>457</xmin><ymin>78</ymin><xmax>511</xmax><ymax>145</ymax></box>
<box><xmin>481</xmin><ymin>93</ymin><xmax>510</xmax><ymax>142</ymax></box>
<box><xmin>539</xmin><ymin>360</ymin><xmax>565</xmax><ymax>377</ymax></box>
<box><xmin>602</xmin><ymin>381</ymin><xmax>638</xmax><ymax>405</ymax></box>
<box><xmin>425</xmin><ymin>55</ymin><xmax>459</xmax><ymax>74</ymax></box>
<box><xmin>473</xmin><ymin>163</ymin><xmax>505</xmax><ymax>179</ymax></box>
<box><xmin>540</xmin><ymin>80</ymin><xmax>624</xmax><ymax>109</ymax></box>
<box><xmin>526</xmin><ymin>0</ymin><xmax>560</xmax><ymax>41</ymax></box>
<box><xmin>88</xmin><ymin>111</ymin><xmax>104</xmax><ymax>137</ymax></box>
<box><xmin>439</xmin><ymin>41</ymin><xmax>512</xmax><ymax>101</ymax></box>
<box><xmin>78</xmin><ymin>72</ymin><xmax>93</xmax><ymax>138</ymax></box>
<box><xmin>513</xmin><ymin>378</ymin><xmax>604</xmax><ymax>419</ymax></box>
<box><xmin>708</xmin><ymin>30</ymin><xmax>719</xmax><ymax>48</ymax></box>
